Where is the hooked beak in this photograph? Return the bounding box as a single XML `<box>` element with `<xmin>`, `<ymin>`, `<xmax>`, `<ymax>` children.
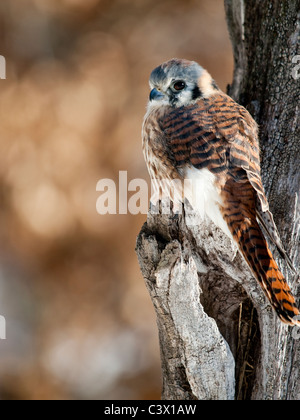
<box><xmin>149</xmin><ymin>88</ymin><xmax>165</xmax><ymax>102</ymax></box>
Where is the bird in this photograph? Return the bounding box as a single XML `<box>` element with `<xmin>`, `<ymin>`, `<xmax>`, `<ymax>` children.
<box><xmin>142</xmin><ymin>58</ymin><xmax>299</xmax><ymax>326</ymax></box>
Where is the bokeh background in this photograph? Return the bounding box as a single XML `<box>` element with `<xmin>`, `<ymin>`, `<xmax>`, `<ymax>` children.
<box><xmin>0</xmin><ymin>0</ymin><xmax>233</xmax><ymax>400</ymax></box>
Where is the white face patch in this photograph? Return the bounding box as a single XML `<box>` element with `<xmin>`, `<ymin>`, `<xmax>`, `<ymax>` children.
<box><xmin>173</xmin><ymin>82</ymin><xmax>196</xmax><ymax>106</ymax></box>
<box><xmin>148</xmin><ymin>80</ymin><xmax>200</xmax><ymax>108</ymax></box>
<box><xmin>148</xmin><ymin>62</ymin><xmax>205</xmax><ymax>108</ymax></box>
<box><xmin>148</xmin><ymin>62</ymin><xmax>220</xmax><ymax>108</ymax></box>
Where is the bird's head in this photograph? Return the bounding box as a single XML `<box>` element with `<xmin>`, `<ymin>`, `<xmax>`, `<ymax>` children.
<box><xmin>148</xmin><ymin>58</ymin><xmax>219</xmax><ymax>108</ymax></box>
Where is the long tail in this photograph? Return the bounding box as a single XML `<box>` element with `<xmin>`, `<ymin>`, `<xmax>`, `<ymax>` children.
<box><xmin>224</xmin><ymin>209</ymin><xmax>300</xmax><ymax>326</ymax></box>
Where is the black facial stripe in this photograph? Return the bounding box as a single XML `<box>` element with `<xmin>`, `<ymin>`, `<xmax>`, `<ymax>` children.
<box><xmin>211</xmin><ymin>80</ymin><xmax>219</xmax><ymax>90</ymax></box>
<box><xmin>192</xmin><ymin>86</ymin><xmax>202</xmax><ymax>100</ymax></box>
<box><xmin>169</xmin><ymin>94</ymin><xmax>179</xmax><ymax>106</ymax></box>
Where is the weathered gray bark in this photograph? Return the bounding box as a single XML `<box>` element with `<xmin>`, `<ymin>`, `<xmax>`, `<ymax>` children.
<box><xmin>225</xmin><ymin>0</ymin><xmax>300</xmax><ymax>400</ymax></box>
<box><xmin>136</xmin><ymin>1</ymin><xmax>300</xmax><ymax>400</ymax></box>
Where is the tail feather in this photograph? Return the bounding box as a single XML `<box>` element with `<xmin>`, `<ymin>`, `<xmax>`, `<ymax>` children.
<box><xmin>256</xmin><ymin>205</ymin><xmax>297</xmax><ymax>274</ymax></box>
<box><xmin>224</xmin><ymin>210</ymin><xmax>300</xmax><ymax>326</ymax></box>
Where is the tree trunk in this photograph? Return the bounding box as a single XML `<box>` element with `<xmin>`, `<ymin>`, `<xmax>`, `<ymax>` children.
<box><xmin>136</xmin><ymin>0</ymin><xmax>300</xmax><ymax>400</ymax></box>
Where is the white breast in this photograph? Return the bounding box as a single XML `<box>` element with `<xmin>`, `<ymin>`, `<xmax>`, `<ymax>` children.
<box><xmin>183</xmin><ymin>166</ymin><xmax>232</xmax><ymax>239</ymax></box>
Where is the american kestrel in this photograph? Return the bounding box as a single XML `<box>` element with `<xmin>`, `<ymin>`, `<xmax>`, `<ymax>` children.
<box><xmin>142</xmin><ymin>58</ymin><xmax>299</xmax><ymax>326</ymax></box>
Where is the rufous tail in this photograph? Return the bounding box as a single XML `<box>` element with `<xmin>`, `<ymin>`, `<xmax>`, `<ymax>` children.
<box><xmin>224</xmin><ymin>211</ymin><xmax>300</xmax><ymax>326</ymax></box>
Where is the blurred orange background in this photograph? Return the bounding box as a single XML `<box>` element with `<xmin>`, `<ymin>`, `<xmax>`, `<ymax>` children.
<box><xmin>0</xmin><ymin>0</ymin><xmax>233</xmax><ymax>400</ymax></box>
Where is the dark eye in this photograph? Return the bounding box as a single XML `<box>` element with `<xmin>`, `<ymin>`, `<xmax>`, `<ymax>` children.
<box><xmin>172</xmin><ymin>80</ymin><xmax>186</xmax><ymax>91</ymax></box>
